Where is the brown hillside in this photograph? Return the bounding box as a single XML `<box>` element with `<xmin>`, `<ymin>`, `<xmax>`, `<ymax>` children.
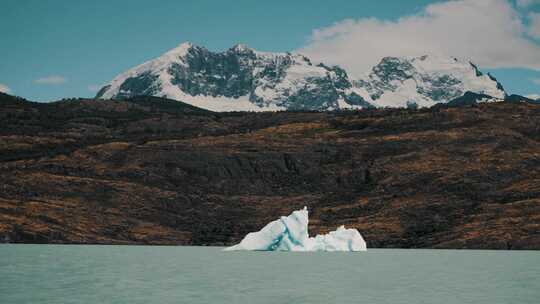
<box><xmin>1</xmin><ymin>93</ymin><xmax>539</xmax><ymax>249</ymax></box>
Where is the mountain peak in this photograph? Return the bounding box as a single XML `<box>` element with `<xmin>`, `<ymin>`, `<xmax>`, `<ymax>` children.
<box><xmin>229</xmin><ymin>43</ymin><xmax>252</xmax><ymax>52</ymax></box>
<box><xmin>355</xmin><ymin>54</ymin><xmax>506</xmax><ymax>108</ymax></box>
<box><xmin>177</xmin><ymin>41</ymin><xmax>194</xmax><ymax>48</ymax></box>
<box><xmin>163</xmin><ymin>41</ymin><xmax>199</xmax><ymax>58</ymax></box>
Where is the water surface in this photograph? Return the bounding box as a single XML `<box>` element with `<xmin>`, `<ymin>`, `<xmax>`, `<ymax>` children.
<box><xmin>1</xmin><ymin>245</ymin><xmax>539</xmax><ymax>304</ymax></box>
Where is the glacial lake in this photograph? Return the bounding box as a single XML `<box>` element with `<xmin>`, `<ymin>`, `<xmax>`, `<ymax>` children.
<box><xmin>1</xmin><ymin>245</ymin><xmax>539</xmax><ymax>304</ymax></box>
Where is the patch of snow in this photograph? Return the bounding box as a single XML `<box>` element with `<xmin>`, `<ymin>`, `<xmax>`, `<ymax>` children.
<box><xmin>478</xmin><ymin>97</ymin><xmax>503</xmax><ymax>103</ymax></box>
<box><xmin>376</xmin><ymin>79</ymin><xmax>433</xmax><ymax>108</ymax></box>
<box><xmin>170</xmin><ymin>93</ymin><xmax>284</xmax><ymax>112</ymax></box>
<box><xmin>336</xmin><ymin>97</ymin><xmax>363</xmax><ymax>110</ymax></box>
<box><xmin>225</xmin><ymin>207</ymin><xmax>367</xmax><ymax>252</ymax></box>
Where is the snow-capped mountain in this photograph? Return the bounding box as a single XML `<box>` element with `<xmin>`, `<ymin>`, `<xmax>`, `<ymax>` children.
<box><xmin>97</xmin><ymin>43</ymin><xmax>507</xmax><ymax>111</ymax></box>
<box><xmin>353</xmin><ymin>55</ymin><xmax>506</xmax><ymax>108</ymax></box>
<box><xmin>96</xmin><ymin>42</ymin><xmax>371</xmax><ymax>111</ymax></box>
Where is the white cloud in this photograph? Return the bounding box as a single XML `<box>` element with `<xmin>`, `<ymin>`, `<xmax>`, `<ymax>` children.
<box><xmin>528</xmin><ymin>12</ymin><xmax>540</xmax><ymax>39</ymax></box>
<box><xmin>87</xmin><ymin>84</ymin><xmax>102</xmax><ymax>92</ymax></box>
<box><xmin>532</xmin><ymin>78</ymin><xmax>540</xmax><ymax>85</ymax></box>
<box><xmin>34</xmin><ymin>75</ymin><xmax>67</xmax><ymax>85</ymax></box>
<box><xmin>526</xmin><ymin>93</ymin><xmax>540</xmax><ymax>99</ymax></box>
<box><xmin>0</xmin><ymin>83</ymin><xmax>11</xmax><ymax>94</ymax></box>
<box><xmin>300</xmin><ymin>0</ymin><xmax>540</xmax><ymax>77</ymax></box>
<box><xmin>517</xmin><ymin>0</ymin><xmax>539</xmax><ymax>7</ymax></box>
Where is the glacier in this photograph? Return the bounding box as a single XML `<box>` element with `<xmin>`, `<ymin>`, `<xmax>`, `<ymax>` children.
<box><xmin>224</xmin><ymin>207</ymin><xmax>367</xmax><ymax>252</ymax></box>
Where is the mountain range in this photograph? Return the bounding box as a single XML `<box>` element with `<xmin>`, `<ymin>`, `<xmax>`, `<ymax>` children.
<box><xmin>96</xmin><ymin>42</ymin><xmax>512</xmax><ymax>111</ymax></box>
<box><xmin>2</xmin><ymin>43</ymin><xmax>539</xmax><ymax>249</ymax></box>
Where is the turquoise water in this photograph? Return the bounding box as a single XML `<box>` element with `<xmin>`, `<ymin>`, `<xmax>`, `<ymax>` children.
<box><xmin>1</xmin><ymin>245</ymin><xmax>539</xmax><ymax>304</ymax></box>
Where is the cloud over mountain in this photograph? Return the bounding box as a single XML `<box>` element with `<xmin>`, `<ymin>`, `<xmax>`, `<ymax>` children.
<box><xmin>34</xmin><ymin>75</ymin><xmax>67</xmax><ymax>85</ymax></box>
<box><xmin>300</xmin><ymin>0</ymin><xmax>540</xmax><ymax>77</ymax></box>
<box><xmin>0</xmin><ymin>83</ymin><xmax>11</xmax><ymax>94</ymax></box>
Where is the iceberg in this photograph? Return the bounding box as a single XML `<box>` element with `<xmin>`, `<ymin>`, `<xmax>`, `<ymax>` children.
<box><xmin>225</xmin><ymin>207</ymin><xmax>367</xmax><ymax>252</ymax></box>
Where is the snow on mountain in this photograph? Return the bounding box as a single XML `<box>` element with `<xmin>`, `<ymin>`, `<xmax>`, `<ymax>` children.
<box><xmin>97</xmin><ymin>42</ymin><xmax>371</xmax><ymax>112</ymax></box>
<box><xmin>354</xmin><ymin>55</ymin><xmax>506</xmax><ymax>108</ymax></box>
<box><xmin>97</xmin><ymin>43</ymin><xmax>507</xmax><ymax>111</ymax></box>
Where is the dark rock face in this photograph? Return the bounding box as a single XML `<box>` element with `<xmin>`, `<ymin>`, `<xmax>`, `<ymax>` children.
<box><xmin>1</xmin><ymin>92</ymin><xmax>539</xmax><ymax>249</ymax></box>
<box><xmin>446</xmin><ymin>91</ymin><xmax>495</xmax><ymax>106</ymax></box>
<box><xmin>168</xmin><ymin>46</ymin><xmax>256</xmax><ymax>98</ymax></box>
<box><xmin>417</xmin><ymin>74</ymin><xmax>462</xmax><ymax>101</ymax></box>
<box><xmin>117</xmin><ymin>72</ymin><xmax>160</xmax><ymax>98</ymax></box>
<box><xmin>505</xmin><ymin>94</ymin><xmax>540</xmax><ymax>104</ymax></box>
<box><xmin>374</xmin><ymin>57</ymin><xmax>415</xmax><ymax>83</ymax></box>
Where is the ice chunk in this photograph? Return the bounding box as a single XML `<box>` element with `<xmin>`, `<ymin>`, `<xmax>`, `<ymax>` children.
<box><xmin>225</xmin><ymin>207</ymin><xmax>367</xmax><ymax>252</ymax></box>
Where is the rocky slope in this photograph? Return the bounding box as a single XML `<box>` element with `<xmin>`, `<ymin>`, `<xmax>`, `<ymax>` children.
<box><xmin>97</xmin><ymin>43</ymin><xmax>506</xmax><ymax>111</ymax></box>
<box><xmin>1</xmin><ymin>92</ymin><xmax>539</xmax><ymax>249</ymax></box>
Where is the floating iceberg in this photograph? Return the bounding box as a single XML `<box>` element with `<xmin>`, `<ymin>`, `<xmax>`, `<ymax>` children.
<box><xmin>225</xmin><ymin>207</ymin><xmax>367</xmax><ymax>252</ymax></box>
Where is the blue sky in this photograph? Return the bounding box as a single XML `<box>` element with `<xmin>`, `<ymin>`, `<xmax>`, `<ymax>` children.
<box><xmin>1</xmin><ymin>0</ymin><xmax>539</xmax><ymax>101</ymax></box>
